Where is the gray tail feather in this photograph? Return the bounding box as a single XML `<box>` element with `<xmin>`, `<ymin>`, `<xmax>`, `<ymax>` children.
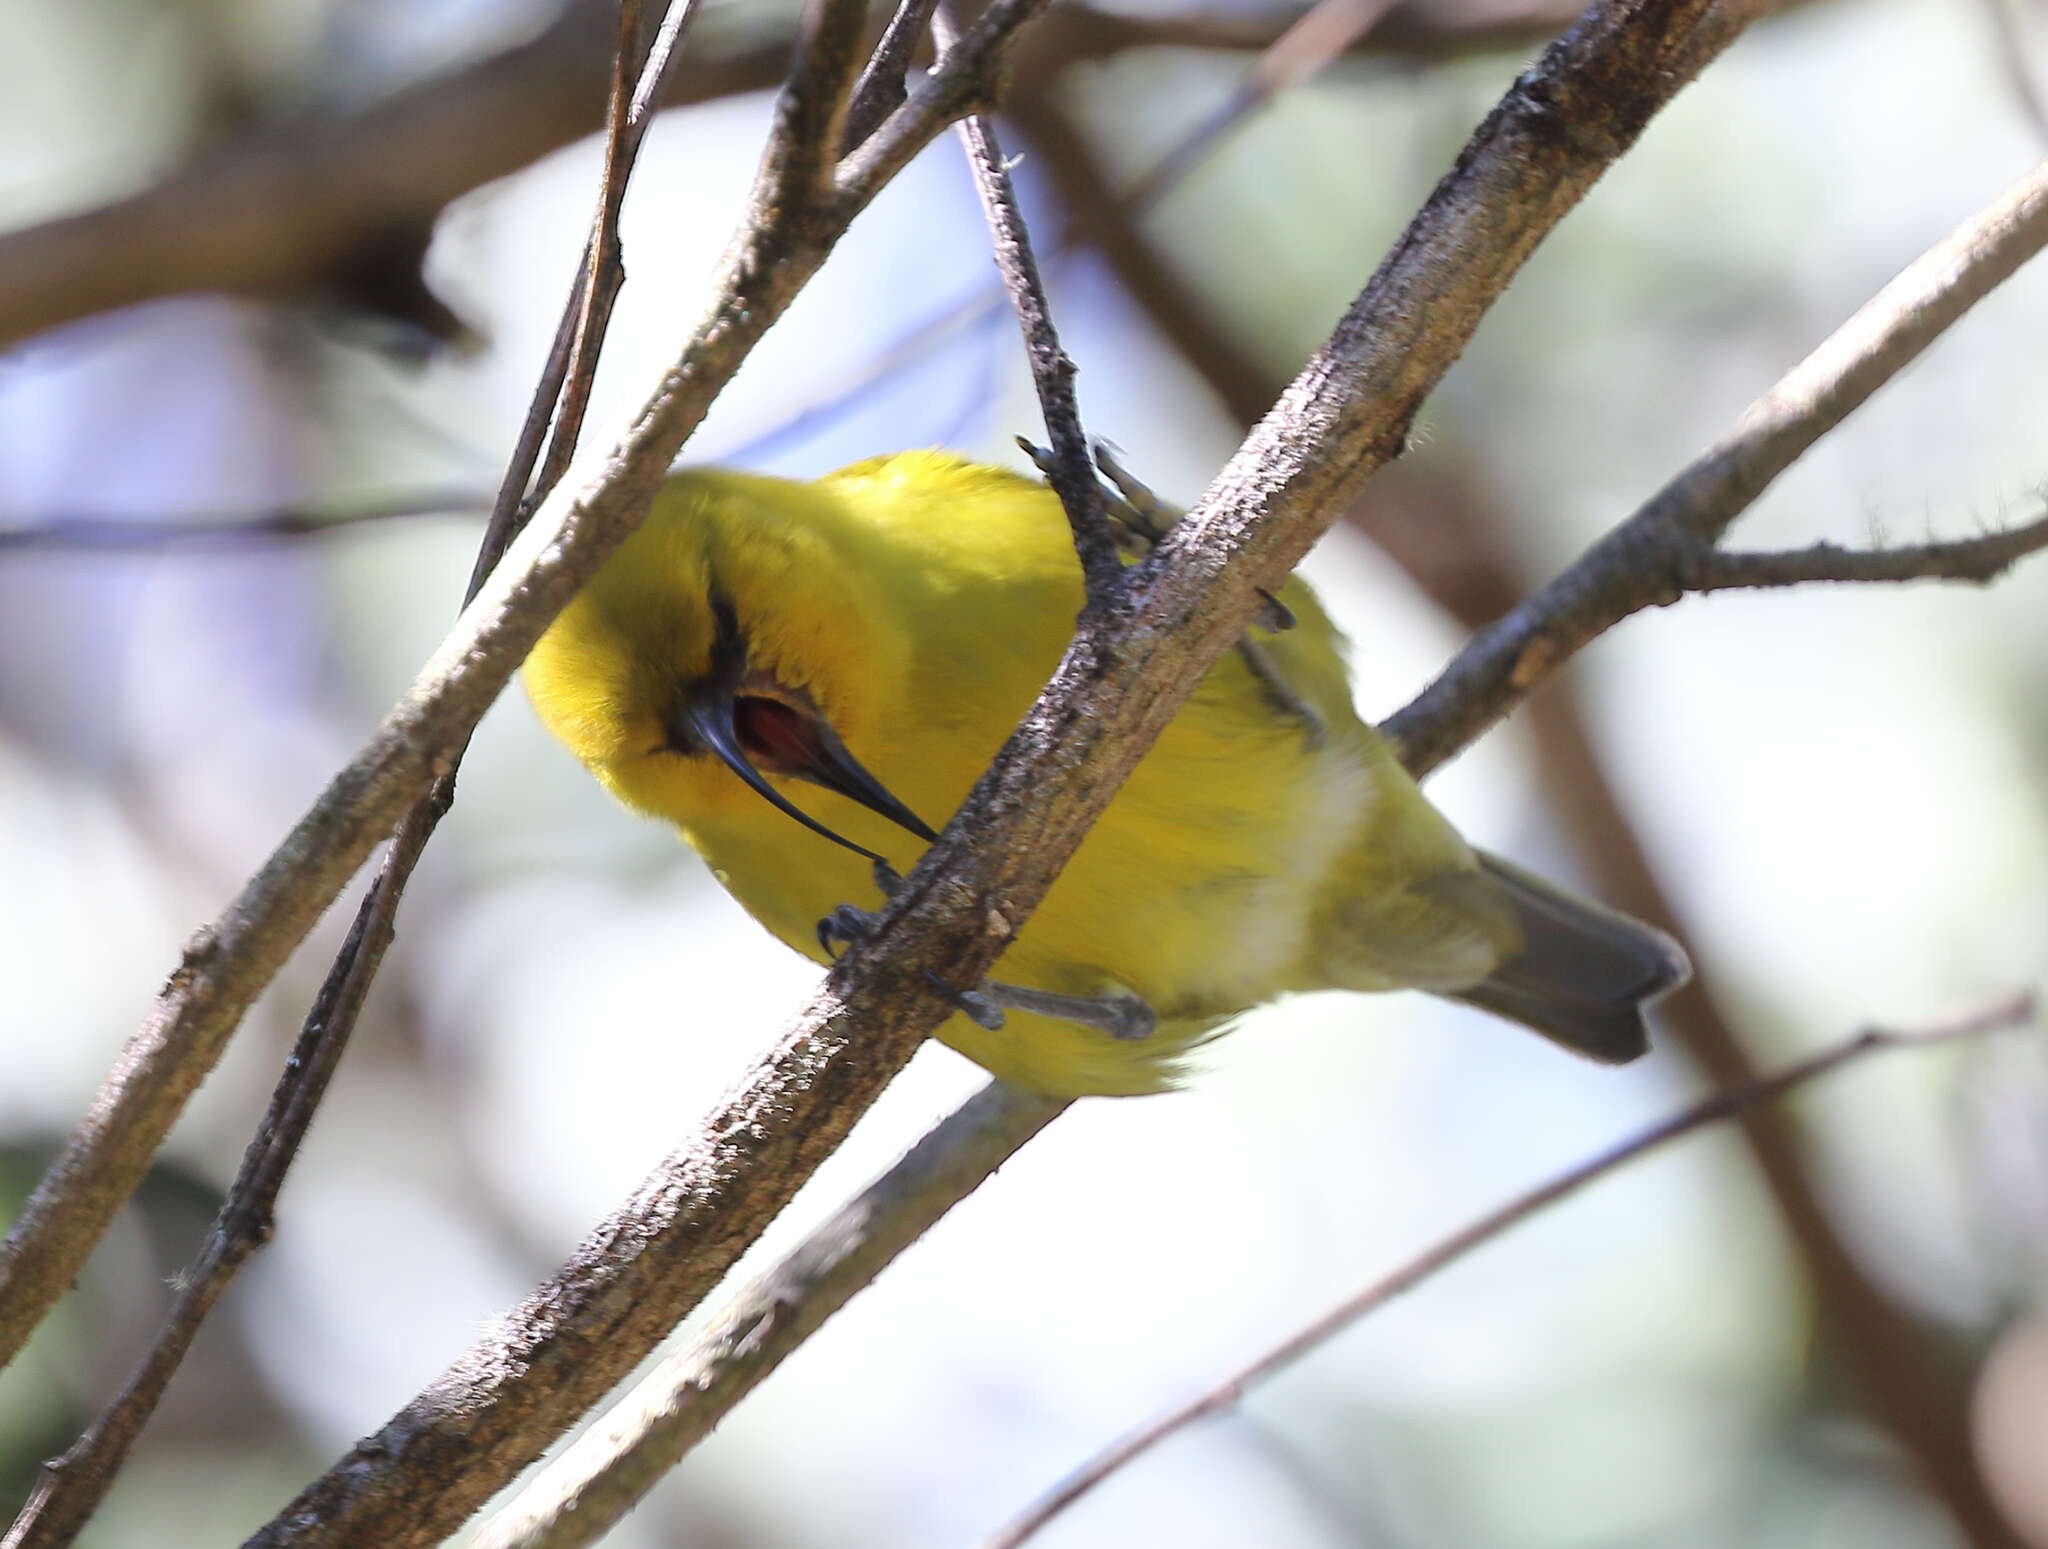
<box><xmin>1447</xmin><ymin>852</ymin><xmax>1692</xmax><ymax>1065</ymax></box>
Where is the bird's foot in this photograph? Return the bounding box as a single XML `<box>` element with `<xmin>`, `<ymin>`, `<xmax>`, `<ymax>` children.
<box><xmin>815</xmin><ymin>859</ymin><xmax>905</xmax><ymax>959</ymax></box>
<box><xmin>952</xmin><ymin>980</ymin><xmax>1157</xmax><ymax>1041</ymax></box>
<box><xmin>814</xmin><ymin>863</ymin><xmax>1154</xmax><ymax>1041</ymax></box>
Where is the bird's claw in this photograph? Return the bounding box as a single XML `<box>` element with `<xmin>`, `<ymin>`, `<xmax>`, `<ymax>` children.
<box><xmin>816</xmin><ymin>904</ymin><xmax>876</xmax><ymax>961</ymax></box>
<box><xmin>816</xmin><ymin>859</ymin><xmax>909</xmax><ymax>960</ymax></box>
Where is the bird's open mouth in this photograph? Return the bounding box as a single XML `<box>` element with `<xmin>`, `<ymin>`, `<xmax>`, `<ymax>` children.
<box><xmin>730</xmin><ymin>693</ymin><xmax>831</xmax><ymax>772</ymax></box>
<box><xmin>662</xmin><ymin>678</ymin><xmax>937</xmax><ymax>863</ymax></box>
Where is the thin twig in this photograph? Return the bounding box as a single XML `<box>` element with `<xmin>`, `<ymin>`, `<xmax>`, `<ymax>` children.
<box><xmin>844</xmin><ymin>0</ymin><xmax>942</xmax><ymax>149</ymax></box>
<box><xmin>250</xmin><ymin>2</ymin><xmax>1757</xmax><ymax>1541</ymax></box>
<box><xmin>938</xmin><ymin>5</ymin><xmax>1122</xmax><ymax>599</ymax></box>
<box><xmin>1680</xmin><ymin>513</ymin><xmax>2048</xmax><ymax>589</ymax></box>
<box><xmin>534</xmin><ymin>1</ymin><xmax>647</xmax><ymax>506</ymax></box>
<box><xmin>981</xmin><ymin>992</ymin><xmax>2040</xmax><ymax>1549</ymax></box>
<box><xmin>471</xmin><ymin>1083</ymin><xmax>1070</xmax><ymax>1549</ymax></box>
<box><xmin>1385</xmin><ymin>153</ymin><xmax>2048</xmax><ymax>775</ymax></box>
<box><xmin>537</xmin><ymin>0</ymin><xmax>708</xmax><ymax>502</ymax></box>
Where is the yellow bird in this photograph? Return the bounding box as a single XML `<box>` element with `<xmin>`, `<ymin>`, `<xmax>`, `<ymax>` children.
<box><xmin>525</xmin><ymin>451</ymin><xmax>1687</xmax><ymax>1097</ymax></box>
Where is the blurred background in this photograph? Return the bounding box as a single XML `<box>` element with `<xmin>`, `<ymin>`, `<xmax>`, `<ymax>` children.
<box><xmin>3</xmin><ymin>0</ymin><xmax>2048</xmax><ymax>1544</ymax></box>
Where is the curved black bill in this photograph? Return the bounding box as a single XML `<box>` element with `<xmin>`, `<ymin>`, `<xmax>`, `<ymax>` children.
<box><xmin>676</xmin><ymin>697</ymin><xmax>937</xmax><ymax>864</ymax></box>
<box><xmin>781</xmin><ymin>709</ymin><xmax>940</xmax><ymax>844</ymax></box>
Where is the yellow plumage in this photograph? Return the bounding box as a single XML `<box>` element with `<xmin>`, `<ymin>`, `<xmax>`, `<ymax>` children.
<box><xmin>525</xmin><ymin>451</ymin><xmax>1685</xmax><ymax>1097</ymax></box>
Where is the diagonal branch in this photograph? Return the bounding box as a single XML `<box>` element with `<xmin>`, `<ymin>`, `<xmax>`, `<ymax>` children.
<box><xmin>844</xmin><ymin>0</ymin><xmax>942</xmax><ymax>149</ymax></box>
<box><xmin>1385</xmin><ymin>153</ymin><xmax>2048</xmax><ymax>774</ymax></box>
<box><xmin>471</xmin><ymin>1083</ymin><xmax>1070</xmax><ymax>1549</ymax></box>
<box><xmin>940</xmin><ymin>6</ymin><xmax>1122</xmax><ymax>598</ymax></box>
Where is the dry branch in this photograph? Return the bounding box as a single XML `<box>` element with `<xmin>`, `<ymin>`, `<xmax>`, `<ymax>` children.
<box><xmin>941</xmin><ymin>4</ymin><xmax>1121</xmax><ymax>597</ymax></box>
<box><xmin>1680</xmin><ymin>520</ymin><xmax>2048</xmax><ymax>588</ymax></box>
<box><xmin>1384</xmin><ymin>153</ymin><xmax>2048</xmax><ymax>773</ymax></box>
<box><xmin>471</xmin><ymin>1083</ymin><xmax>1069</xmax><ymax>1549</ymax></box>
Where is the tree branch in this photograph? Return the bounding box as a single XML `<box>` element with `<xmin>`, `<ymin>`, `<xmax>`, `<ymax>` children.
<box><xmin>1004</xmin><ymin>91</ymin><xmax>1278</xmax><ymax>426</ymax></box>
<box><xmin>940</xmin><ymin>6</ymin><xmax>1122</xmax><ymax>599</ymax></box>
<box><xmin>981</xmin><ymin>992</ymin><xmax>2040</xmax><ymax>1549</ymax></box>
<box><xmin>471</xmin><ymin>1083</ymin><xmax>1070</xmax><ymax>1549</ymax></box>
<box><xmin>1678</xmin><ymin>517</ymin><xmax>2048</xmax><ymax>589</ymax></box>
<box><xmin>844</xmin><ymin>0</ymin><xmax>943</xmax><ymax>149</ymax></box>
<box><xmin>1384</xmin><ymin>153</ymin><xmax>2048</xmax><ymax>774</ymax></box>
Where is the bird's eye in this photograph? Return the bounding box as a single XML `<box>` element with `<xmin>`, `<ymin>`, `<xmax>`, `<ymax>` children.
<box><xmin>732</xmin><ymin>695</ymin><xmax>822</xmax><ymax>772</ymax></box>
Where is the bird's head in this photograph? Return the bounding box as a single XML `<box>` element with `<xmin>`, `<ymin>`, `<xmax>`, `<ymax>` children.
<box><xmin>525</xmin><ymin>469</ymin><xmax>936</xmax><ymax>861</ymax></box>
